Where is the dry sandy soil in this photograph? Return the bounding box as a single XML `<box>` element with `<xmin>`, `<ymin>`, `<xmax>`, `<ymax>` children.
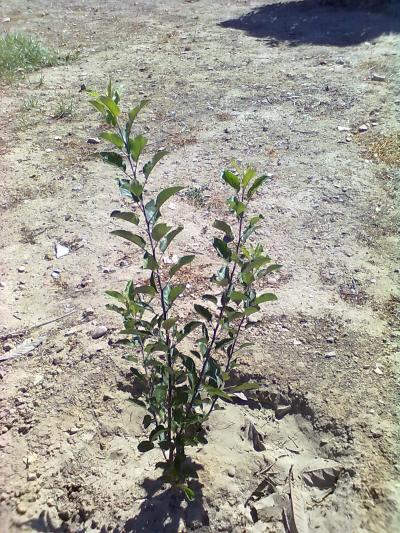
<box><xmin>0</xmin><ymin>1</ymin><xmax>399</xmax><ymax>532</ymax></box>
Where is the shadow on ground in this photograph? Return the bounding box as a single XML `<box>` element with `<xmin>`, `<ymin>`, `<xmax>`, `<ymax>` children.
<box><xmin>122</xmin><ymin>475</ymin><xmax>208</xmax><ymax>533</ymax></box>
<box><xmin>23</xmin><ymin>466</ymin><xmax>208</xmax><ymax>533</ymax></box>
<box><xmin>219</xmin><ymin>0</ymin><xmax>400</xmax><ymax>47</ymax></box>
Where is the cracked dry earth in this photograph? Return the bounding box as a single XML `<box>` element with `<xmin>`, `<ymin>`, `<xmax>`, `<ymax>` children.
<box><xmin>0</xmin><ymin>1</ymin><xmax>399</xmax><ymax>532</ymax></box>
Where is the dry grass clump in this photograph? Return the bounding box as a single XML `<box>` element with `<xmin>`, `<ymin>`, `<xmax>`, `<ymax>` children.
<box><xmin>366</xmin><ymin>133</ymin><xmax>400</xmax><ymax>166</ymax></box>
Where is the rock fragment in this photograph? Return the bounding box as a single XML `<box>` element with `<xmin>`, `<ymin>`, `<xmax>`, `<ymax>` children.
<box><xmin>55</xmin><ymin>243</ymin><xmax>69</xmax><ymax>258</ymax></box>
<box><xmin>16</xmin><ymin>503</ymin><xmax>27</xmax><ymax>515</ymax></box>
<box><xmin>91</xmin><ymin>326</ymin><xmax>108</xmax><ymax>339</ymax></box>
<box><xmin>371</xmin><ymin>73</ymin><xmax>386</xmax><ymax>82</ymax></box>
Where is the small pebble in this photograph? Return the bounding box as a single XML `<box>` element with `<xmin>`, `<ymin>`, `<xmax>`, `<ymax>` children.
<box><xmin>27</xmin><ymin>473</ymin><xmax>37</xmax><ymax>482</ymax></box>
<box><xmin>58</xmin><ymin>510</ymin><xmax>70</xmax><ymax>521</ymax></box>
<box><xmin>91</xmin><ymin>326</ymin><xmax>108</xmax><ymax>339</ymax></box>
<box><xmin>51</xmin><ymin>270</ymin><xmax>60</xmax><ymax>280</ymax></box>
<box><xmin>227</xmin><ymin>467</ymin><xmax>236</xmax><ymax>478</ymax></box>
<box><xmin>17</xmin><ymin>266</ymin><xmax>25</xmax><ymax>273</ymax></box>
<box><xmin>16</xmin><ymin>503</ymin><xmax>27</xmax><ymax>515</ymax></box>
<box><xmin>82</xmin><ymin>307</ymin><xmax>95</xmax><ymax>318</ymax></box>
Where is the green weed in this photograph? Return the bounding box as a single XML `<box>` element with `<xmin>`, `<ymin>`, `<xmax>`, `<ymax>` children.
<box><xmin>20</xmin><ymin>95</ymin><xmax>39</xmax><ymax>111</ymax></box>
<box><xmin>0</xmin><ymin>33</ymin><xmax>58</xmax><ymax>79</ymax></box>
<box><xmin>53</xmin><ymin>95</ymin><xmax>74</xmax><ymax>119</ymax></box>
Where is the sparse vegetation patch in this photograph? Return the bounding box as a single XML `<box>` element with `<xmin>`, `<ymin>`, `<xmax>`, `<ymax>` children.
<box><xmin>0</xmin><ymin>33</ymin><xmax>59</xmax><ymax>79</ymax></box>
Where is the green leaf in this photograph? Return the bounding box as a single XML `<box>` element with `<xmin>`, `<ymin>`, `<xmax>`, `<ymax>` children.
<box><xmin>229</xmin><ymin>290</ymin><xmax>246</xmax><ymax>303</ymax></box>
<box><xmin>204</xmin><ymin>385</ymin><xmax>231</xmax><ymax>400</ymax></box>
<box><xmin>241</xmin><ymin>271</ymin><xmax>254</xmax><ymax>286</ymax></box>
<box><xmin>213</xmin><ymin>220</ymin><xmax>233</xmax><ymax>237</ymax></box>
<box><xmin>226</xmin><ymin>310</ymin><xmax>244</xmax><ymax>321</ymax></box>
<box><xmin>244</xmin><ymin>306</ymin><xmax>259</xmax><ymax>316</ymax></box>
<box><xmin>135</xmin><ymin>285</ymin><xmax>156</xmax><ymax>296</ymax></box>
<box><xmin>143</xmin><ymin>415</ymin><xmax>153</xmax><ymax>429</ymax></box>
<box><xmin>247</xmin><ymin>175</ymin><xmax>270</xmax><ymax>198</ymax></box>
<box><xmin>215</xmin><ymin>338</ymin><xmax>233</xmax><ymax>350</ymax></box>
<box><xmin>105</xmin><ymin>304</ymin><xmax>126</xmax><ymax>315</ymax></box>
<box><xmin>229</xmin><ymin>382</ymin><xmax>260</xmax><ymax>392</ymax></box>
<box><xmin>243</xmin><ymin>256</ymin><xmax>271</xmax><ymax>273</ymax></box>
<box><xmin>243</xmin><ymin>215</ymin><xmax>264</xmax><ymax>242</ymax></box>
<box><xmin>258</xmin><ymin>264</ymin><xmax>282</xmax><ymax>278</ymax></box>
<box><xmin>111</xmin><ymin>230</ymin><xmax>146</xmax><ymax>249</ymax></box>
<box><xmin>152</xmin><ymin>223</ymin><xmax>172</xmax><ymax>242</ymax></box>
<box><xmin>146</xmin><ymin>341</ymin><xmax>169</xmax><ymax>354</ymax></box>
<box><xmin>129</xmin><ymin>134</ymin><xmax>148</xmax><ymax>162</ymax></box>
<box><xmin>100</xmin><ymin>151</ymin><xmax>126</xmax><ymax>171</ymax></box>
<box><xmin>128</xmin><ymin>180</ymin><xmax>144</xmax><ymax>199</ymax></box>
<box><xmin>153</xmin><ymin>384</ymin><xmax>168</xmax><ymax>402</ymax></box>
<box><xmin>159</xmin><ymin>227</ymin><xmax>183</xmax><ymax>252</ymax></box>
<box><xmin>162</xmin><ymin>317</ymin><xmax>178</xmax><ymax>330</ymax></box>
<box><xmin>212</xmin><ymin>265</ymin><xmax>230</xmax><ymax>287</ymax></box>
<box><xmin>213</xmin><ymin>238</ymin><xmax>231</xmax><ymax>261</ymax></box>
<box><xmin>126</xmin><ymin>99</ymin><xmax>149</xmax><ymax>136</ymax></box>
<box><xmin>119</xmin><ymin>180</ymin><xmax>143</xmax><ymax>202</ymax></box>
<box><xmin>88</xmin><ymin>99</ymin><xmax>106</xmax><ymax>114</ymax></box>
<box><xmin>143</xmin><ymin>253</ymin><xmax>159</xmax><ymax>271</ymax></box>
<box><xmin>248</xmin><ymin>214</ymin><xmax>264</xmax><ymax>226</ymax></box>
<box><xmin>110</xmin><ymin>211</ymin><xmax>139</xmax><ymax>225</ymax></box>
<box><xmin>137</xmin><ymin>440</ymin><xmax>155</xmax><ymax>453</ymax></box>
<box><xmin>144</xmin><ymin>199</ymin><xmax>158</xmax><ymax>225</ymax></box>
<box><xmin>156</xmin><ymin>186</ymin><xmax>184</xmax><ymax>209</ymax></box>
<box><xmin>194</xmin><ymin>304</ymin><xmax>212</xmax><ymax>322</ymax></box>
<box><xmin>143</xmin><ymin>150</ymin><xmax>169</xmax><ymax>178</ymax></box>
<box><xmin>227</xmin><ymin>196</ymin><xmax>246</xmax><ymax>216</ymax></box>
<box><xmin>105</xmin><ymin>289</ymin><xmax>125</xmax><ymax>303</ymax></box>
<box><xmin>150</xmin><ymin>425</ymin><xmax>167</xmax><ymax>442</ymax></box>
<box><xmin>99</xmin><ymin>95</ymin><xmax>121</xmax><ymax>118</ymax></box>
<box><xmin>243</xmin><ymin>226</ymin><xmax>258</xmax><ymax>242</ymax></box>
<box><xmin>254</xmin><ymin>293</ymin><xmax>277</xmax><ymax>304</ymax></box>
<box><xmin>222</xmin><ymin>170</ymin><xmax>240</xmax><ymax>191</ymax></box>
<box><xmin>128</xmin><ymin>99</ymin><xmax>149</xmax><ymax>123</ymax></box>
<box><xmin>182</xmin><ymin>485</ymin><xmax>195</xmax><ymax>502</ymax></box>
<box><xmin>179</xmin><ymin>321</ymin><xmax>202</xmax><ymax>340</ymax></box>
<box><xmin>169</xmin><ymin>255</ymin><xmax>195</xmax><ymax>277</ymax></box>
<box><xmin>163</xmin><ymin>284</ymin><xmax>186</xmax><ymax>307</ymax></box>
<box><xmin>100</xmin><ymin>131</ymin><xmax>124</xmax><ymax>149</ymax></box>
<box><xmin>242</xmin><ymin>167</ymin><xmax>256</xmax><ymax>188</ymax></box>
<box><xmin>202</xmin><ymin>294</ymin><xmax>218</xmax><ymax>304</ymax></box>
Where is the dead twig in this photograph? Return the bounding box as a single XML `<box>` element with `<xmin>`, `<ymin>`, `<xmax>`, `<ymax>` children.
<box><xmin>0</xmin><ymin>309</ymin><xmax>78</xmax><ymax>341</ymax></box>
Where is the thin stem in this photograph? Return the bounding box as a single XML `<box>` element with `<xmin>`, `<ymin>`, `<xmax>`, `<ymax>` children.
<box><xmin>120</xmin><ymin>130</ymin><xmax>175</xmax><ymax>464</ymax></box>
<box><xmin>207</xmin><ymin>314</ymin><xmax>246</xmax><ymax>417</ymax></box>
<box><xmin>184</xmin><ymin>187</ymin><xmax>247</xmax><ymax>419</ymax></box>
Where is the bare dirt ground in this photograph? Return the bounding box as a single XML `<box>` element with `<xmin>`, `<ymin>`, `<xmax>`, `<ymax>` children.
<box><xmin>0</xmin><ymin>1</ymin><xmax>399</xmax><ymax>532</ymax></box>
